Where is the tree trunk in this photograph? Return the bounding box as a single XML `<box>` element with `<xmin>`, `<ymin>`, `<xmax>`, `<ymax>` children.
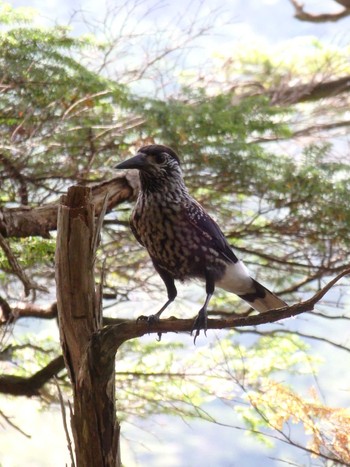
<box><xmin>55</xmin><ymin>185</ymin><xmax>121</xmax><ymax>467</ymax></box>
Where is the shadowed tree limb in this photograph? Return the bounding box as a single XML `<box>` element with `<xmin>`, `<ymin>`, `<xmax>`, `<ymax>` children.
<box><xmin>0</xmin><ymin>300</ymin><xmax>58</xmax><ymax>325</ymax></box>
<box><xmin>289</xmin><ymin>0</ymin><xmax>350</xmax><ymax>22</ymax></box>
<box><xmin>0</xmin><ymin>355</ymin><xmax>64</xmax><ymax>396</ymax></box>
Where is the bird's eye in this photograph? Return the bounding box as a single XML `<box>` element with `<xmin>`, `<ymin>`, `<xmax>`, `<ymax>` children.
<box><xmin>155</xmin><ymin>153</ymin><xmax>166</xmax><ymax>164</ymax></box>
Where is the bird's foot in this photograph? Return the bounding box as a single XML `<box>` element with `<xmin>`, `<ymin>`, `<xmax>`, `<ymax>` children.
<box><xmin>136</xmin><ymin>313</ymin><xmax>162</xmax><ymax>341</ymax></box>
<box><xmin>136</xmin><ymin>313</ymin><xmax>161</xmax><ymax>325</ymax></box>
<box><xmin>191</xmin><ymin>308</ymin><xmax>208</xmax><ymax>344</ymax></box>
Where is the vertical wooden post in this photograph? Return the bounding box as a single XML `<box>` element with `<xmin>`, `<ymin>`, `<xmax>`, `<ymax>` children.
<box><xmin>55</xmin><ymin>186</ymin><xmax>120</xmax><ymax>467</ymax></box>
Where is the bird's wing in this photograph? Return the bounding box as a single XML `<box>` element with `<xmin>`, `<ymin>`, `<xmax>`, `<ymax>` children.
<box><xmin>130</xmin><ymin>216</ymin><xmax>145</xmax><ymax>246</ymax></box>
<box><xmin>182</xmin><ymin>198</ymin><xmax>239</xmax><ymax>264</ymax></box>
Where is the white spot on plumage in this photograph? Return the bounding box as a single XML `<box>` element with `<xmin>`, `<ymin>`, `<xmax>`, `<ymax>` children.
<box><xmin>216</xmin><ymin>261</ymin><xmax>254</xmax><ymax>295</ymax></box>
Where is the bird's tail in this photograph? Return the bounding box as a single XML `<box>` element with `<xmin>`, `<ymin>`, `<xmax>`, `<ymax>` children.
<box><xmin>238</xmin><ymin>279</ymin><xmax>287</xmax><ymax>313</ymax></box>
<box><xmin>216</xmin><ymin>261</ymin><xmax>287</xmax><ymax>312</ymax></box>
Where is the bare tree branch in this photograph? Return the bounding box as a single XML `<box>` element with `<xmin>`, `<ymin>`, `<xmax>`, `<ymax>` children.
<box><xmin>0</xmin><ymin>409</ymin><xmax>31</xmax><ymax>438</ymax></box>
<box><xmin>0</xmin><ymin>355</ymin><xmax>64</xmax><ymax>396</ymax></box>
<box><xmin>100</xmin><ymin>267</ymin><xmax>350</xmax><ymax>351</ymax></box>
<box><xmin>0</xmin><ymin>172</ymin><xmax>139</xmax><ymax>238</ymax></box>
<box><xmin>269</xmin><ymin>75</ymin><xmax>350</xmax><ymax>105</ymax></box>
<box><xmin>289</xmin><ymin>0</ymin><xmax>350</xmax><ymax>22</ymax></box>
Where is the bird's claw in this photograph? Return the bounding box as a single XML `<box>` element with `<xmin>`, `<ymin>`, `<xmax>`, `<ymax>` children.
<box><xmin>191</xmin><ymin>309</ymin><xmax>208</xmax><ymax>344</ymax></box>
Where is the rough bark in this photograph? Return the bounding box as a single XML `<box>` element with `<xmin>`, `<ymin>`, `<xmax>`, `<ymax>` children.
<box><xmin>55</xmin><ymin>185</ymin><xmax>121</xmax><ymax>467</ymax></box>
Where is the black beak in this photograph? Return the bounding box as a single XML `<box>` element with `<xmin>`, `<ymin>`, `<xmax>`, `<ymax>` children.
<box><xmin>115</xmin><ymin>153</ymin><xmax>147</xmax><ymax>170</ymax></box>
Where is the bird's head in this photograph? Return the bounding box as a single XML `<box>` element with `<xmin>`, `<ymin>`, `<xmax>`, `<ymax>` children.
<box><xmin>115</xmin><ymin>144</ymin><xmax>184</xmax><ymax>193</ymax></box>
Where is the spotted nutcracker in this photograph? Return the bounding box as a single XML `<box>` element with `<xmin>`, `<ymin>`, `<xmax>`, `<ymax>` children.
<box><xmin>115</xmin><ymin>144</ymin><xmax>287</xmax><ymax>339</ymax></box>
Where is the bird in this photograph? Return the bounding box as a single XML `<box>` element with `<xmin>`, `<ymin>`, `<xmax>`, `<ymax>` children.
<box><xmin>115</xmin><ymin>144</ymin><xmax>287</xmax><ymax>340</ymax></box>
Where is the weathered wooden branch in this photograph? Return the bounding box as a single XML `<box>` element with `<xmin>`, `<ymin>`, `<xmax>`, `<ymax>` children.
<box><xmin>55</xmin><ymin>185</ymin><xmax>121</xmax><ymax>467</ymax></box>
<box><xmin>0</xmin><ymin>172</ymin><xmax>139</xmax><ymax>238</ymax></box>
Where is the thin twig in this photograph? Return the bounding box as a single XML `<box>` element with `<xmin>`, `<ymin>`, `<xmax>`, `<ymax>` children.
<box><xmin>54</xmin><ymin>377</ymin><xmax>76</xmax><ymax>467</ymax></box>
<box><xmin>0</xmin><ymin>408</ymin><xmax>31</xmax><ymax>438</ymax></box>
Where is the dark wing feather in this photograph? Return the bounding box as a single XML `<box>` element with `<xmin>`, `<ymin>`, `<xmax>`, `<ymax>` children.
<box><xmin>182</xmin><ymin>198</ymin><xmax>238</xmax><ymax>264</ymax></box>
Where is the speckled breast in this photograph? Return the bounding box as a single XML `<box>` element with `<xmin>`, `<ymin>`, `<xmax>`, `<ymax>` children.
<box><xmin>131</xmin><ymin>197</ymin><xmax>206</xmax><ymax>280</ymax></box>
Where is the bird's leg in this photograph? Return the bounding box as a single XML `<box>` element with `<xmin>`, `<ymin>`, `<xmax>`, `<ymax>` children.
<box><xmin>191</xmin><ymin>274</ymin><xmax>215</xmax><ymax>343</ymax></box>
<box><xmin>137</xmin><ymin>266</ymin><xmax>177</xmax><ymax>325</ymax></box>
<box><xmin>191</xmin><ymin>293</ymin><xmax>212</xmax><ymax>342</ymax></box>
<box><xmin>144</xmin><ymin>298</ymin><xmax>174</xmax><ymax>324</ymax></box>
